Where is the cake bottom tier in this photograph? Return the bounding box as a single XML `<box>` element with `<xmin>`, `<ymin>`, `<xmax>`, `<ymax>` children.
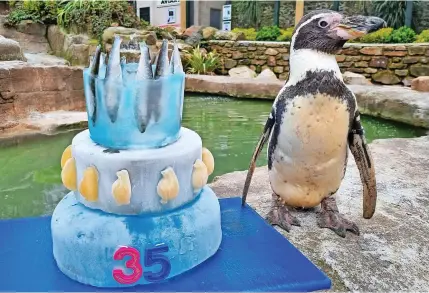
<box><xmin>51</xmin><ymin>186</ymin><xmax>222</xmax><ymax>288</ymax></box>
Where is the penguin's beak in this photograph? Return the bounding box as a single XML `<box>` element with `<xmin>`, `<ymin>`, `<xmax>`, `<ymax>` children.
<box><xmin>333</xmin><ymin>15</ymin><xmax>387</xmax><ymax>40</ymax></box>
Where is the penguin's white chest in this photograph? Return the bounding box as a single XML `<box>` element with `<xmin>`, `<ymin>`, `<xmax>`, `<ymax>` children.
<box><xmin>269</xmin><ymin>93</ymin><xmax>350</xmax><ymax>207</ymax></box>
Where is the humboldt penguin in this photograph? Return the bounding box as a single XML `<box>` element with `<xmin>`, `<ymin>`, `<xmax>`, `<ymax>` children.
<box><xmin>241</xmin><ymin>10</ymin><xmax>385</xmax><ymax>238</ymax></box>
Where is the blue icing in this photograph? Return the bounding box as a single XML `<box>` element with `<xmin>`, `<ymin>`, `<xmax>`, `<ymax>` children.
<box><xmin>83</xmin><ymin>64</ymin><xmax>185</xmax><ymax>150</ymax></box>
<box><xmin>51</xmin><ymin>186</ymin><xmax>222</xmax><ymax>288</ymax></box>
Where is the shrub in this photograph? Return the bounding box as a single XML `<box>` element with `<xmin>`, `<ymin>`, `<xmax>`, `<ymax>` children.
<box><xmin>232</xmin><ymin>28</ymin><xmax>257</xmax><ymax>40</ymax></box>
<box><xmin>277</xmin><ymin>27</ymin><xmax>294</xmax><ymax>42</ymax></box>
<box><xmin>183</xmin><ymin>46</ymin><xmax>220</xmax><ymax>75</ymax></box>
<box><xmin>5</xmin><ymin>0</ymin><xmax>60</xmax><ymax>26</ymax></box>
<box><xmin>386</xmin><ymin>26</ymin><xmax>416</xmax><ymax>43</ymax></box>
<box><xmin>414</xmin><ymin>29</ymin><xmax>429</xmax><ymax>43</ymax></box>
<box><xmin>256</xmin><ymin>26</ymin><xmax>281</xmax><ymax>41</ymax></box>
<box><xmin>350</xmin><ymin>27</ymin><xmax>393</xmax><ymax>43</ymax></box>
<box><xmin>57</xmin><ymin>0</ymin><xmax>139</xmax><ymax>38</ymax></box>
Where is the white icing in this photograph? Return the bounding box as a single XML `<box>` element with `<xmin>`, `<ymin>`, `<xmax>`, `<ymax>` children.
<box><xmin>72</xmin><ymin>127</ymin><xmax>202</xmax><ymax>215</ymax></box>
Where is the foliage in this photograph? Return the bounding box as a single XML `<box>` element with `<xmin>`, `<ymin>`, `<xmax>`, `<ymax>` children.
<box><xmin>386</xmin><ymin>26</ymin><xmax>416</xmax><ymax>43</ymax></box>
<box><xmin>277</xmin><ymin>27</ymin><xmax>294</xmax><ymax>42</ymax></box>
<box><xmin>350</xmin><ymin>27</ymin><xmax>394</xmax><ymax>43</ymax></box>
<box><xmin>415</xmin><ymin>29</ymin><xmax>429</xmax><ymax>43</ymax></box>
<box><xmin>256</xmin><ymin>26</ymin><xmax>281</xmax><ymax>41</ymax></box>
<box><xmin>5</xmin><ymin>0</ymin><xmax>60</xmax><ymax>26</ymax></box>
<box><xmin>183</xmin><ymin>46</ymin><xmax>220</xmax><ymax>75</ymax></box>
<box><xmin>372</xmin><ymin>0</ymin><xmax>417</xmax><ymax>29</ymax></box>
<box><xmin>234</xmin><ymin>0</ymin><xmax>262</xmax><ymax>30</ymax></box>
<box><xmin>232</xmin><ymin>28</ymin><xmax>257</xmax><ymax>41</ymax></box>
<box><xmin>57</xmin><ymin>0</ymin><xmax>139</xmax><ymax>38</ymax></box>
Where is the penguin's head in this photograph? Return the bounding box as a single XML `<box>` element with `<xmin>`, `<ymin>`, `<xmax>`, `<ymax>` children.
<box><xmin>292</xmin><ymin>10</ymin><xmax>386</xmax><ymax>54</ymax></box>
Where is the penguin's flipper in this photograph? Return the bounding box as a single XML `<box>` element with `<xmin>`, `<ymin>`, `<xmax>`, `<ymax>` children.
<box><xmin>348</xmin><ymin>111</ymin><xmax>377</xmax><ymax>219</ymax></box>
<box><xmin>241</xmin><ymin>108</ymin><xmax>275</xmax><ymax>206</ymax></box>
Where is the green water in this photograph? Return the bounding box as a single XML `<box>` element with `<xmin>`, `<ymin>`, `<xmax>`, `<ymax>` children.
<box><xmin>0</xmin><ymin>94</ymin><xmax>427</xmax><ymax>219</ymax></box>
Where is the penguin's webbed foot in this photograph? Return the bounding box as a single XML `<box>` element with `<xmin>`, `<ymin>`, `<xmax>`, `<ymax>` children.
<box><xmin>266</xmin><ymin>194</ymin><xmax>300</xmax><ymax>232</ymax></box>
<box><xmin>317</xmin><ymin>197</ymin><xmax>360</xmax><ymax>238</ymax></box>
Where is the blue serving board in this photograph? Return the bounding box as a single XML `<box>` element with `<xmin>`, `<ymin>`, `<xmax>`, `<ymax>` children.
<box><xmin>0</xmin><ymin>197</ymin><xmax>331</xmax><ymax>292</ymax></box>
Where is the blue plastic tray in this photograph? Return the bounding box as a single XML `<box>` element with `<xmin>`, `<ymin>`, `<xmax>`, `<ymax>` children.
<box><xmin>0</xmin><ymin>197</ymin><xmax>331</xmax><ymax>292</ymax></box>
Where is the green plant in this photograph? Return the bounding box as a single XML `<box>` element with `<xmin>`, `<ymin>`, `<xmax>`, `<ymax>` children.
<box><xmin>256</xmin><ymin>26</ymin><xmax>281</xmax><ymax>41</ymax></box>
<box><xmin>57</xmin><ymin>0</ymin><xmax>139</xmax><ymax>38</ymax></box>
<box><xmin>351</xmin><ymin>27</ymin><xmax>393</xmax><ymax>43</ymax></box>
<box><xmin>373</xmin><ymin>0</ymin><xmax>417</xmax><ymax>29</ymax></box>
<box><xmin>5</xmin><ymin>0</ymin><xmax>60</xmax><ymax>26</ymax></box>
<box><xmin>184</xmin><ymin>46</ymin><xmax>220</xmax><ymax>75</ymax></box>
<box><xmin>277</xmin><ymin>27</ymin><xmax>294</xmax><ymax>42</ymax></box>
<box><xmin>232</xmin><ymin>28</ymin><xmax>257</xmax><ymax>40</ymax></box>
<box><xmin>386</xmin><ymin>26</ymin><xmax>416</xmax><ymax>43</ymax></box>
<box><xmin>415</xmin><ymin>29</ymin><xmax>429</xmax><ymax>43</ymax></box>
<box><xmin>234</xmin><ymin>0</ymin><xmax>262</xmax><ymax>30</ymax></box>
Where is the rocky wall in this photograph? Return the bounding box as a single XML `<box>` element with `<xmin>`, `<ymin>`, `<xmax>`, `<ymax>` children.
<box><xmin>206</xmin><ymin>41</ymin><xmax>429</xmax><ymax>85</ymax></box>
<box><xmin>0</xmin><ymin>62</ymin><xmax>84</xmax><ymax>125</ymax></box>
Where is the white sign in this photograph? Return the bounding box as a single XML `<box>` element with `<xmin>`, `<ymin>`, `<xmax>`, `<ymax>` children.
<box><xmin>167</xmin><ymin>8</ymin><xmax>176</xmax><ymax>24</ymax></box>
<box><xmin>223</xmin><ymin>4</ymin><xmax>231</xmax><ymax>21</ymax></box>
<box><xmin>157</xmin><ymin>0</ymin><xmax>180</xmax><ymax>7</ymax></box>
<box><xmin>222</xmin><ymin>21</ymin><xmax>231</xmax><ymax>31</ymax></box>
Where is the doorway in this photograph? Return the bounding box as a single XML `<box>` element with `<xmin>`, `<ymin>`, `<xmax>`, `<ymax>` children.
<box><xmin>210</xmin><ymin>8</ymin><xmax>221</xmax><ymax>29</ymax></box>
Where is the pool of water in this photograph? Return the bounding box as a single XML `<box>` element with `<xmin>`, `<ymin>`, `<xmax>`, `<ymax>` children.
<box><xmin>0</xmin><ymin>94</ymin><xmax>427</xmax><ymax>219</ymax></box>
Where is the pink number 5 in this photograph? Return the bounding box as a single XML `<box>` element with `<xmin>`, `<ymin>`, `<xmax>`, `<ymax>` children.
<box><xmin>113</xmin><ymin>246</ymin><xmax>143</xmax><ymax>284</ymax></box>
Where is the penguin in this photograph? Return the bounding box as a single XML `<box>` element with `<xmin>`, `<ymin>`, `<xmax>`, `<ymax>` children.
<box><xmin>241</xmin><ymin>10</ymin><xmax>385</xmax><ymax>238</ymax></box>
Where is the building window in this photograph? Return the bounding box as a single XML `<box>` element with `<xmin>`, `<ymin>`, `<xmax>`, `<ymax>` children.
<box><xmin>210</xmin><ymin>8</ymin><xmax>221</xmax><ymax>29</ymax></box>
<box><xmin>139</xmin><ymin>7</ymin><xmax>150</xmax><ymax>23</ymax></box>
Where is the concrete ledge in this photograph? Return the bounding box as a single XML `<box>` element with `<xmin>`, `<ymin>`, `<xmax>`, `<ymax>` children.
<box><xmin>209</xmin><ymin>135</ymin><xmax>429</xmax><ymax>291</ymax></box>
<box><xmin>185</xmin><ymin>75</ymin><xmax>429</xmax><ymax>128</ymax></box>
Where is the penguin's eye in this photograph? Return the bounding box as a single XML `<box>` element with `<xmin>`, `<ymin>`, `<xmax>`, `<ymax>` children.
<box><xmin>318</xmin><ymin>20</ymin><xmax>329</xmax><ymax>28</ymax></box>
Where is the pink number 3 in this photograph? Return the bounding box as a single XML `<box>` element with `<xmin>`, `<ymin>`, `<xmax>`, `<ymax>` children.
<box><xmin>112</xmin><ymin>246</ymin><xmax>143</xmax><ymax>284</ymax></box>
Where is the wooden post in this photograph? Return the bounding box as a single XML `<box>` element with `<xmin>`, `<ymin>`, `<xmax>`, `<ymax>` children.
<box><xmin>295</xmin><ymin>0</ymin><xmax>304</xmax><ymax>26</ymax></box>
<box><xmin>405</xmin><ymin>0</ymin><xmax>413</xmax><ymax>28</ymax></box>
<box><xmin>274</xmin><ymin>0</ymin><xmax>280</xmax><ymax>27</ymax></box>
<box><xmin>180</xmin><ymin>0</ymin><xmax>187</xmax><ymax>30</ymax></box>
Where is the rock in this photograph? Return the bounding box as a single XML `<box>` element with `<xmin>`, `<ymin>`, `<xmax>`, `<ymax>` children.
<box><xmin>185</xmin><ymin>74</ymin><xmax>283</xmax><ymax>99</ymax></box>
<box><xmin>201</xmin><ymin>26</ymin><xmax>218</xmax><ymax>40</ymax></box>
<box><xmin>228</xmin><ymin>66</ymin><xmax>256</xmax><ymax>78</ymax></box>
<box><xmin>383</xmin><ymin>50</ymin><xmax>407</xmax><ymax>57</ymax></box>
<box><xmin>273</xmin><ymin>66</ymin><xmax>284</xmax><ymax>74</ymax></box>
<box><xmin>214</xmin><ymin>30</ymin><xmax>245</xmax><ymax>41</ymax></box>
<box><xmin>183</xmin><ymin>25</ymin><xmax>203</xmax><ymax>37</ymax></box>
<box><xmin>409</xmin><ymin>64</ymin><xmax>429</xmax><ymax>77</ymax></box>
<box><xmin>408</xmin><ymin>46</ymin><xmax>427</xmax><ymax>56</ymax></box>
<box><xmin>402</xmin><ymin>76</ymin><xmax>414</xmax><ymax>87</ymax></box>
<box><xmin>403</xmin><ymin>56</ymin><xmax>420</xmax><ymax>64</ymax></box>
<box><xmin>47</xmin><ymin>25</ymin><xmax>66</xmax><ymax>55</ymax></box>
<box><xmin>395</xmin><ymin>69</ymin><xmax>409</xmax><ymax>77</ymax></box>
<box><xmin>421</xmin><ymin>57</ymin><xmax>428</xmax><ymax>64</ymax></box>
<box><xmin>102</xmin><ymin>26</ymin><xmax>157</xmax><ymax>45</ymax></box>
<box><xmin>364</xmin><ymin>68</ymin><xmax>378</xmax><ymax>74</ymax></box>
<box><xmin>279</xmin><ymin>72</ymin><xmax>289</xmax><ymax>80</ymax></box>
<box><xmin>176</xmin><ymin>41</ymin><xmax>193</xmax><ymax>52</ymax></box>
<box><xmin>336</xmin><ymin>55</ymin><xmax>346</xmax><ymax>62</ymax></box>
<box><xmin>21</xmin><ymin>110</ymin><xmax>88</xmax><ymax>134</ymax></box>
<box><xmin>184</xmin><ymin>32</ymin><xmax>203</xmax><ymax>46</ymax></box>
<box><xmin>267</xmin><ymin>56</ymin><xmax>276</xmax><ymax>66</ymax></box>
<box><xmin>209</xmin><ymin>135</ymin><xmax>429</xmax><ymax>291</ymax></box>
<box><xmin>24</xmin><ymin>53</ymin><xmax>69</xmax><ymax>66</ymax></box>
<box><xmin>67</xmin><ymin>44</ymin><xmax>91</xmax><ymax>66</ymax></box>
<box><xmin>372</xmin><ymin>70</ymin><xmax>401</xmax><ymax>85</ymax></box>
<box><xmin>264</xmin><ymin>48</ymin><xmax>278</xmax><ymax>56</ymax></box>
<box><xmin>388</xmin><ymin>62</ymin><xmax>406</xmax><ymax>69</ymax></box>
<box><xmin>232</xmin><ymin>51</ymin><xmax>244</xmax><ymax>59</ymax></box>
<box><xmin>349</xmin><ymin>84</ymin><xmax>429</xmax><ymax>128</ymax></box>
<box><xmin>343</xmin><ymin>71</ymin><xmax>371</xmax><ymax>85</ymax></box>
<box><xmin>355</xmin><ymin>61</ymin><xmax>369</xmax><ymax>68</ymax></box>
<box><xmin>0</xmin><ymin>36</ymin><xmax>26</xmax><ymax>61</ymax></box>
<box><xmin>411</xmin><ymin>76</ymin><xmax>429</xmax><ymax>92</ymax></box>
<box><xmin>359</xmin><ymin>47</ymin><xmax>383</xmax><ymax>55</ymax></box>
<box><xmin>256</xmin><ymin>68</ymin><xmax>278</xmax><ymax>80</ymax></box>
<box><xmin>369</xmin><ymin>56</ymin><xmax>388</xmax><ymax>68</ymax></box>
<box><xmin>16</xmin><ymin>20</ymin><xmax>46</xmax><ymax>36</ymax></box>
<box><xmin>224</xmin><ymin>59</ymin><xmax>238</xmax><ymax>69</ymax></box>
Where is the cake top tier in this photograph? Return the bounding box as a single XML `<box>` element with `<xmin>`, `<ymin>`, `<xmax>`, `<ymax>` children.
<box><xmin>83</xmin><ymin>36</ymin><xmax>185</xmax><ymax>150</ymax></box>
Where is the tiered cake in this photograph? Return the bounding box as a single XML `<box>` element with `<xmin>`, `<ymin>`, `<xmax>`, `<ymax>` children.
<box><xmin>51</xmin><ymin>36</ymin><xmax>222</xmax><ymax>288</ymax></box>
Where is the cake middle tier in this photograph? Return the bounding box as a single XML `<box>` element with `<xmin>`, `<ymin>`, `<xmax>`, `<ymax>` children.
<box><xmin>68</xmin><ymin>127</ymin><xmax>205</xmax><ymax>215</ymax></box>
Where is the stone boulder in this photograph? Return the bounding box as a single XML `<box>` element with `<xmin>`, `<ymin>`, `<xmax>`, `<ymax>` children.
<box><xmin>411</xmin><ymin>76</ymin><xmax>429</xmax><ymax>92</ymax></box>
<box><xmin>102</xmin><ymin>26</ymin><xmax>157</xmax><ymax>46</ymax></box>
<box><xmin>16</xmin><ymin>20</ymin><xmax>46</xmax><ymax>36</ymax></box>
<box><xmin>255</xmin><ymin>68</ymin><xmax>278</xmax><ymax>80</ymax></box>
<box><xmin>372</xmin><ymin>70</ymin><xmax>401</xmax><ymax>85</ymax></box>
<box><xmin>0</xmin><ymin>36</ymin><xmax>26</xmax><ymax>61</ymax></box>
<box><xmin>201</xmin><ymin>26</ymin><xmax>218</xmax><ymax>40</ymax></box>
<box><xmin>47</xmin><ymin>25</ymin><xmax>66</xmax><ymax>55</ymax></box>
<box><xmin>183</xmin><ymin>25</ymin><xmax>203</xmax><ymax>38</ymax></box>
<box><xmin>228</xmin><ymin>66</ymin><xmax>257</xmax><ymax>78</ymax></box>
<box><xmin>214</xmin><ymin>30</ymin><xmax>245</xmax><ymax>41</ymax></box>
<box><xmin>209</xmin><ymin>135</ymin><xmax>429</xmax><ymax>291</ymax></box>
<box><xmin>343</xmin><ymin>71</ymin><xmax>371</xmax><ymax>85</ymax></box>
<box><xmin>409</xmin><ymin>64</ymin><xmax>429</xmax><ymax>77</ymax></box>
